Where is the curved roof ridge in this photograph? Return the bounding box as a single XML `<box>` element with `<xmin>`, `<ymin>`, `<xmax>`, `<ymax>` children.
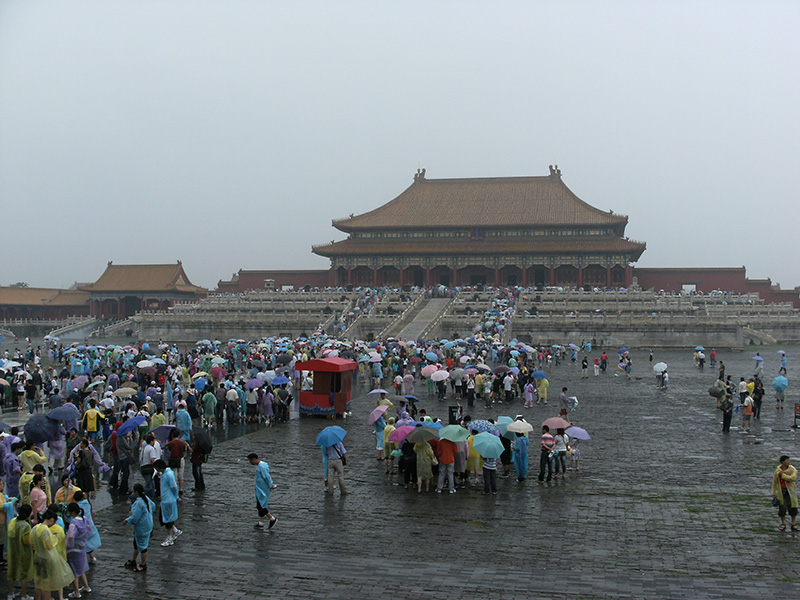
<box><xmin>332</xmin><ymin>171</ymin><xmax>628</xmax><ymax>231</ymax></box>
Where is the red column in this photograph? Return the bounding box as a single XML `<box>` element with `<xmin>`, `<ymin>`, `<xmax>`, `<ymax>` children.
<box><xmin>494</xmin><ymin>267</ymin><xmax>500</xmax><ymax>286</ymax></box>
<box><xmin>522</xmin><ymin>267</ymin><xmax>528</xmax><ymax>287</ymax></box>
<box><xmin>347</xmin><ymin>269</ymin><xmax>353</xmax><ymax>285</ymax></box>
<box><xmin>625</xmin><ymin>264</ymin><xmax>633</xmax><ymax>287</ymax></box>
<box><xmin>425</xmin><ymin>268</ymin><xmax>431</xmax><ymax>286</ymax></box>
<box><xmin>606</xmin><ymin>265</ymin><xmax>612</xmax><ymax>288</ymax></box>
<box><xmin>577</xmin><ymin>266</ymin><xmax>584</xmax><ymax>289</ymax></box>
<box><xmin>373</xmin><ymin>268</ymin><xmax>379</xmax><ymax>287</ymax></box>
<box><xmin>452</xmin><ymin>268</ymin><xmax>458</xmax><ymax>287</ymax></box>
<box><xmin>328</xmin><ymin>268</ymin><xmax>335</xmax><ymax>287</ymax></box>
<box><xmin>549</xmin><ymin>266</ymin><xmax>556</xmax><ymax>286</ymax></box>
<box><xmin>399</xmin><ymin>268</ymin><xmax>404</xmax><ymax>288</ymax></box>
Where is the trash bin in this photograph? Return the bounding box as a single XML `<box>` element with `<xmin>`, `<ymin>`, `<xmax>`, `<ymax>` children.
<box><xmin>448</xmin><ymin>405</ymin><xmax>462</xmax><ymax>425</ymax></box>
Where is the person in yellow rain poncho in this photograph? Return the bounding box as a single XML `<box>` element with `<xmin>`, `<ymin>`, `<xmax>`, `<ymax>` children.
<box><xmin>383</xmin><ymin>417</ymin><xmax>397</xmax><ymax>475</ymax></box>
<box><xmin>772</xmin><ymin>455</ymin><xmax>799</xmax><ymax>532</ymax></box>
<box><xmin>465</xmin><ymin>433</ymin><xmax>483</xmax><ymax>483</ymax></box>
<box><xmin>31</xmin><ymin>509</ymin><xmax>75</xmax><ymax>597</ymax></box>
<box><xmin>7</xmin><ymin>504</ymin><xmax>34</xmax><ymax>600</ymax></box>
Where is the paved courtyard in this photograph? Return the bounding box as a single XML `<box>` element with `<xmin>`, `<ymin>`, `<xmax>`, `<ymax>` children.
<box><xmin>6</xmin><ymin>346</ymin><xmax>800</xmax><ymax>599</ymax></box>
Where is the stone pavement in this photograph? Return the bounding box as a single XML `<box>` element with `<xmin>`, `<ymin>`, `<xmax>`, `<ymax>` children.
<box><xmin>6</xmin><ymin>346</ymin><xmax>800</xmax><ymax>599</ymax></box>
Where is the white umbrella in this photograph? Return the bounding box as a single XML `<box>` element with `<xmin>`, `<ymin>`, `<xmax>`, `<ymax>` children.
<box><xmin>136</xmin><ymin>360</ymin><xmax>155</xmax><ymax>369</ymax></box>
<box><xmin>652</xmin><ymin>362</ymin><xmax>667</xmax><ymax>373</ymax></box>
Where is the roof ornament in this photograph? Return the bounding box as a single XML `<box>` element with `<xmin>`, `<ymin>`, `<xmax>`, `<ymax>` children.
<box><xmin>413</xmin><ymin>168</ymin><xmax>426</xmax><ymax>181</ymax></box>
<box><xmin>548</xmin><ymin>165</ymin><xmax>562</xmax><ymax>178</ymax></box>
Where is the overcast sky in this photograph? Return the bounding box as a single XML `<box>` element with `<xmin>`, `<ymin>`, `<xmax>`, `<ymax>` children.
<box><xmin>1</xmin><ymin>0</ymin><xmax>797</xmax><ymax>290</ymax></box>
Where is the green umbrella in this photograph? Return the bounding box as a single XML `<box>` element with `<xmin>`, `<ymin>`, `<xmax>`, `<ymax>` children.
<box><xmin>438</xmin><ymin>424</ymin><xmax>470</xmax><ymax>442</ymax></box>
<box><xmin>86</xmin><ymin>381</ymin><xmax>103</xmax><ymax>390</ymax></box>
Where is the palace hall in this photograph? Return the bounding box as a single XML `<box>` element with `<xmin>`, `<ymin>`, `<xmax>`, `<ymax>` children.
<box><xmin>312</xmin><ymin>167</ymin><xmax>646</xmax><ymax>289</ymax></box>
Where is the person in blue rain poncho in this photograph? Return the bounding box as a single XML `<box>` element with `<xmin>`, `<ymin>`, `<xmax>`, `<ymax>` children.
<box><xmin>512</xmin><ymin>432</ymin><xmax>530</xmax><ymax>482</ymax></box>
<box><xmin>73</xmin><ymin>490</ymin><xmax>102</xmax><ymax>562</ymax></box>
<box><xmin>248</xmin><ymin>453</ymin><xmax>277</xmax><ymax>530</ymax></box>
<box><xmin>154</xmin><ymin>460</ymin><xmax>181</xmax><ymax>547</ymax></box>
<box><xmin>124</xmin><ymin>484</ymin><xmax>155</xmax><ymax>572</ymax></box>
<box><xmin>175</xmin><ymin>405</ymin><xmax>192</xmax><ymax>442</ymax></box>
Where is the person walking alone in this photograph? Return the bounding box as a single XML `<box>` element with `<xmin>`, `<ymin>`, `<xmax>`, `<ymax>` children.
<box><xmin>247</xmin><ymin>453</ymin><xmax>277</xmax><ymax>529</ymax></box>
<box><xmin>772</xmin><ymin>455</ymin><xmax>799</xmax><ymax>532</ymax></box>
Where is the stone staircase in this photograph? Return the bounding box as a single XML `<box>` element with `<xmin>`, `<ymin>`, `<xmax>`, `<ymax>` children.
<box><xmin>393</xmin><ymin>298</ymin><xmax>453</xmax><ymax>341</ymax></box>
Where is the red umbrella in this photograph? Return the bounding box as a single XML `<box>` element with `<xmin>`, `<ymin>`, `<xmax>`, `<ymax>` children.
<box><xmin>542</xmin><ymin>417</ymin><xmax>571</xmax><ymax>430</ymax></box>
<box><xmin>210</xmin><ymin>366</ymin><xmax>226</xmax><ymax>379</ymax></box>
<box><xmin>388</xmin><ymin>425</ymin><xmax>415</xmax><ymax>443</ymax></box>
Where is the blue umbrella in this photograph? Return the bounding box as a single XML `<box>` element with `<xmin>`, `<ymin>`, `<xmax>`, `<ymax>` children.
<box><xmin>315</xmin><ymin>426</ymin><xmax>347</xmax><ymax>447</ymax></box>
<box><xmin>46</xmin><ymin>405</ymin><xmax>81</xmax><ymax>421</ymax></box>
<box><xmin>531</xmin><ymin>370</ymin><xmax>548</xmax><ymax>379</ymax></box>
<box><xmin>444</xmin><ymin>342</ymin><xmax>455</xmax><ymax>349</ymax></box>
<box><xmin>510</xmin><ymin>350</ymin><xmax>520</xmax><ymax>357</ymax></box>
<box><xmin>271</xmin><ymin>376</ymin><xmax>290</xmax><ymax>386</ymax></box>
<box><xmin>403</xmin><ymin>395</ymin><xmax>418</xmax><ymax>403</ymax></box>
<box><xmin>497</xmin><ymin>415</ymin><xmax>515</xmax><ymax>439</ymax></box>
<box><xmin>24</xmin><ymin>414</ymin><xmax>62</xmax><ymax>443</ymax></box>
<box><xmin>0</xmin><ymin>422</ymin><xmax>11</xmax><ymax>430</ymax></box>
<box><xmin>151</xmin><ymin>424</ymin><xmax>177</xmax><ymax>444</ymax></box>
<box><xmin>411</xmin><ymin>420</ymin><xmax>443</xmax><ymax>430</ymax></box>
<box><xmin>695</xmin><ymin>346</ymin><xmax>705</xmax><ymax>351</ymax></box>
<box><xmin>358</xmin><ymin>355</ymin><xmax>370</xmax><ymax>363</ymax></box>
<box><xmin>565</xmin><ymin>426</ymin><xmax>591</xmax><ymax>440</ymax></box>
<box><xmin>472</xmin><ymin>431</ymin><xmax>504</xmax><ymax>459</ymax></box>
<box><xmin>193</xmin><ymin>377</ymin><xmax>209</xmax><ymax>391</ymax></box>
<box><xmin>117</xmin><ymin>416</ymin><xmax>146</xmax><ymax>436</ymax></box>
<box><xmin>618</xmin><ymin>347</ymin><xmax>627</xmax><ymax>354</ymax></box>
<box><xmin>466</xmin><ymin>419</ymin><xmax>500</xmax><ymax>435</ymax></box>
<box><xmin>425</xmin><ymin>352</ymin><xmax>438</xmax><ymax>362</ymax></box>
<box><xmin>509</xmin><ymin>367</ymin><xmax>520</xmax><ymax>375</ymax></box>
<box><xmin>773</xmin><ymin>376</ymin><xmax>789</xmax><ymax>392</ymax></box>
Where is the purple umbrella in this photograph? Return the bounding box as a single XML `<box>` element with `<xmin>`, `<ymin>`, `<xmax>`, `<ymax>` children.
<box><xmin>69</xmin><ymin>375</ymin><xmax>88</xmax><ymax>390</ymax></box>
<box><xmin>245</xmin><ymin>378</ymin><xmax>265</xmax><ymax>390</ymax></box>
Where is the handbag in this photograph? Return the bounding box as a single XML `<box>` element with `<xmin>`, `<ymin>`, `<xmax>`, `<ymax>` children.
<box><xmin>432</xmin><ymin>456</ymin><xmax>439</xmax><ymax>466</ymax></box>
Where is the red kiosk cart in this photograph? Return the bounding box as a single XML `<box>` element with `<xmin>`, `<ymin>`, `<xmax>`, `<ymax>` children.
<box><xmin>295</xmin><ymin>356</ymin><xmax>358</xmax><ymax>417</ymax></box>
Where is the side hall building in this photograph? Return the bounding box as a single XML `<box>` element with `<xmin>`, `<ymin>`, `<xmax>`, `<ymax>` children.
<box><xmin>311</xmin><ymin>167</ymin><xmax>646</xmax><ymax>289</ymax></box>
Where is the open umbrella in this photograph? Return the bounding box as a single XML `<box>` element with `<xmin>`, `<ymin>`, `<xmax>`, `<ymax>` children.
<box><xmin>653</xmin><ymin>362</ymin><xmax>667</xmax><ymax>373</ymax></box>
<box><xmin>493</xmin><ymin>366</ymin><xmax>511</xmax><ymax>375</ymax></box>
<box><xmin>245</xmin><ymin>378</ymin><xmax>265</xmax><ymax>389</ymax></box>
<box><xmin>773</xmin><ymin>376</ymin><xmax>789</xmax><ymax>392</ymax></box>
<box><xmin>315</xmin><ymin>426</ymin><xmax>347</xmax><ymax>447</ymax></box>
<box><xmin>368</xmin><ymin>404</ymin><xmax>389</xmax><ymax>424</ymax></box>
<box><xmin>425</xmin><ymin>352</ymin><xmax>438</xmax><ymax>362</ymax></box>
<box><xmin>210</xmin><ymin>366</ymin><xmax>226</xmax><ymax>380</ymax></box>
<box><xmin>192</xmin><ymin>371</ymin><xmax>209</xmax><ymax>380</ymax></box>
<box><xmin>542</xmin><ymin>417</ymin><xmax>571</xmax><ymax>430</ymax></box>
<box><xmin>276</xmin><ymin>354</ymin><xmax>293</xmax><ymax>365</ymax></box>
<box><xmin>507</xmin><ymin>420</ymin><xmax>534</xmax><ymax>434</ymax></box>
<box><xmin>193</xmin><ymin>377</ymin><xmax>209</xmax><ymax>391</ymax></box>
<box><xmin>121</xmin><ymin>381</ymin><xmax>138</xmax><ymax>389</ymax></box>
<box><xmin>0</xmin><ymin>378</ymin><xmax>9</xmax><ymax>386</ymax></box>
<box><xmin>271</xmin><ymin>376</ymin><xmax>290</xmax><ymax>386</ymax></box>
<box><xmin>431</xmin><ymin>370</ymin><xmax>449</xmax><ymax>382</ymax></box>
<box><xmin>411</xmin><ymin>420</ymin><xmax>443</xmax><ymax>430</ymax></box>
<box><xmin>565</xmin><ymin>426</ymin><xmax>591</xmax><ymax>440</ymax></box>
<box><xmin>497</xmin><ymin>416</ymin><xmax>514</xmax><ymax>438</ymax></box>
<box><xmin>420</xmin><ymin>365</ymin><xmax>439</xmax><ymax>378</ymax></box>
<box><xmin>777</xmin><ymin>350</ymin><xmax>786</xmax><ymax>355</ymax></box>
<box><xmin>117</xmin><ymin>416</ymin><xmax>146</xmax><ymax>436</ymax></box>
<box><xmin>367</xmin><ymin>389</ymin><xmax>388</xmax><ymax>396</ymax></box>
<box><xmin>69</xmin><ymin>376</ymin><xmax>88</xmax><ymax>390</ymax></box>
<box><xmin>113</xmin><ymin>387</ymin><xmax>138</xmax><ymax>398</ymax></box>
<box><xmin>151</xmin><ymin>358</ymin><xmax>166</xmax><ymax>365</ymax></box>
<box><xmin>137</xmin><ymin>360</ymin><xmax>155</xmax><ymax>369</ymax></box>
<box><xmin>531</xmin><ymin>370</ymin><xmax>548</xmax><ymax>380</ymax></box>
<box><xmin>151</xmin><ymin>424</ymin><xmax>177</xmax><ymax>444</ymax></box>
<box><xmin>86</xmin><ymin>381</ymin><xmax>104</xmax><ymax>390</ymax></box>
<box><xmin>0</xmin><ymin>422</ymin><xmax>10</xmax><ymax>430</ymax></box>
<box><xmin>193</xmin><ymin>426</ymin><xmax>213</xmax><ymax>454</ymax></box>
<box><xmin>466</xmin><ymin>419</ymin><xmax>500</xmax><ymax>435</ymax></box>
<box><xmin>472</xmin><ymin>431</ymin><xmax>504</xmax><ymax>459</ymax></box>
<box><xmin>24</xmin><ymin>414</ymin><xmax>62</xmax><ymax>443</ymax></box>
<box><xmin>406</xmin><ymin>426</ymin><xmax>438</xmax><ymax>444</ymax></box>
<box><xmin>46</xmin><ymin>404</ymin><xmax>81</xmax><ymax>421</ymax></box>
<box><xmin>438</xmin><ymin>424</ymin><xmax>470</xmax><ymax>442</ymax></box>
<box><xmin>387</xmin><ymin>425</ymin><xmax>414</xmax><ymax>443</ymax></box>
<box><xmin>695</xmin><ymin>346</ymin><xmax>705</xmax><ymax>351</ymax></box>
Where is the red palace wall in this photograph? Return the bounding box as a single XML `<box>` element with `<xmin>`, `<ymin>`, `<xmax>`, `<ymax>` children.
<box><xmin>218</xmin><ymin>270</ymin><xmax>331</xmax><ymax>292</ymax></box>
<box><xmin>633</xmin><ymin>267</ymin><xmax>800</xmax><ymax>309</ymax></box>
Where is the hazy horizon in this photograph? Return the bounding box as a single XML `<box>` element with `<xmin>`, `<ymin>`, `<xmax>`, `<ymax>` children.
<box><xmin>1</xmin><ymin>1</ymin><xmax>797</xmax><ymax>290</ymax></box>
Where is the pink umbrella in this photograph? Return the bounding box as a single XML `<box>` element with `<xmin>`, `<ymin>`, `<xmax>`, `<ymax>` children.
<box><xmin>420</xmin><ymin>365</ymin><xmax>439</xmax><ymax>378</ymax></box>
<box><xmin>210</xmin><ymin>366</ymin><xmax>226</xmax><ymax>379</ymax></box>
<box><xmin>543</xmin><ymin>417</ymin><xmax>571</xmax><ymax>430</ymax></box>
<box><xmin>368</xmin><ymin>404</ymin><xmax>389</xmax><ymax>424</ymax></box>
<box><xmin>463</xmin><ymin>368</ymin><xmax>478</xmax><ymax>376</ymax></box>
<box><xmin>388</xmin><ymin>425</ymin><xmax>415</xmax><ymax>443</ymax></box>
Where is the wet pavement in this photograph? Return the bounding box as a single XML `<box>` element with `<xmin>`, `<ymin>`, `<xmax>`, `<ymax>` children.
<box><xmin>5</xmin><ymin>346</ymin><xmax>800</xmax><ymax>599</ymax></box>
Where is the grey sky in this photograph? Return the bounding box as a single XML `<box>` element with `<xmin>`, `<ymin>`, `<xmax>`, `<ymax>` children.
<box><xmin>1</xmin><ymin>0</ymin><xmax>797</xmax><ymax>290</ymax></box>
